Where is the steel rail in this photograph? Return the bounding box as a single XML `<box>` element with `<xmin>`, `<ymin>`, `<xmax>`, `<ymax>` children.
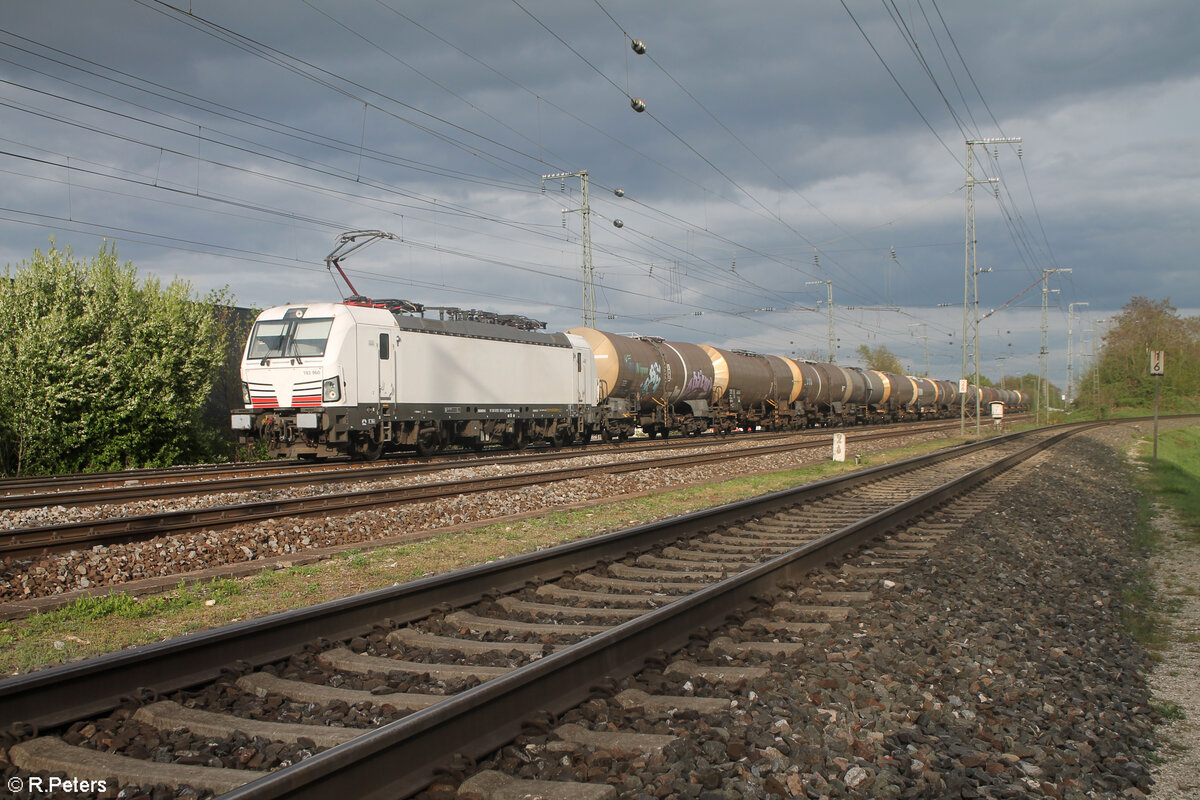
<box><xmin>0</xmin><ymin>430</ymin><xmax>749</xmax><ymax>495</ymax></box>
<box><xmin>0</xmin><ymin>424</ymin><xmax>961</xmax><ymax>558</ymax></box>
<box><xmin>0</xmin><ymin>419</ymin><xmax>984</xmax><ymax>501</ymax></box>
<box><xmin>219</xmin><ymin>423</ymin><xmax>1101</xmax><ymax>800</ymax></box>
<box><xmin>0</xmin><ymin>419</ymin><xmax>970</xmax><ymax>509</ymax></box>
<box><xmin>0</xmin><ymin>424</ymin><xmax>1061</xmax><ymax>732</ymax></box>
<box><xmin>0</xmin><ymin>460</ymin><xmax>308</xmax><ymax>495</ymax></box>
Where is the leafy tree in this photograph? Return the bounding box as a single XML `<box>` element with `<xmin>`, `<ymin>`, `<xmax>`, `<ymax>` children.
<box><xmin>1009</xmin><ymin>372</ymin><xmax>1064</xmax><ymax>412</ymax></box>
<box><xmin>0</xmin><ymin>242</ymin><xmax>234</xmax><ymax>475</ymax></box>
<box><xmin>854</xmin><ymin>344</ymin><xmax>904</xmax><ymax>374</ymax></box>
<box><xmin>1076</xmin><ymin>297</ymin><xmax>1199</xmax><ymax>410</ymax></box>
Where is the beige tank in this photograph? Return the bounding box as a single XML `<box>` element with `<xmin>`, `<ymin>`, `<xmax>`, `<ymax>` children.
<box><xmin>766</xmin><ymin>354</ymin><xmax>803</xmax><ymax>404</ymax></box>
<box><xmin>698</xmin><ymin>346</ymin><xmax>778</xmax><ymax>407</ymax></box>
<box><xmin>566</xmin><ymin>327</ymin><xmax>715</xmax><ymax>409</ymax></box>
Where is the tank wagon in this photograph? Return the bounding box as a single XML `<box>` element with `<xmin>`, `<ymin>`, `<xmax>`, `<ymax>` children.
<box><xmin>564</xmin><ymin>328</ymin><xmax>717</xmax><ymax>440</ymax></box>
<box><xmin>699</xmin><ymin>346</ymin><xmax>801</xmax><ymax>434</ymax></box>
<box><xmin>232</xmin><ymin>298</ymin><xmax>1026</xmax><ymax>458</ymax></box>
<box><xmin>965</xmin><ymin>386</ymin><xmax>1031</xmax><ymax>415</ymax></box>
<box><xmin>840</xmin><ymin>367</ymin><xmax>924</xmax><ymax>424</ymax></box>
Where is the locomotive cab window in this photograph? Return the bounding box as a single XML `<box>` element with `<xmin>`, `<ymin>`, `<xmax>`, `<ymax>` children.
<box><xmin>247</xmin><ymin>317</ymin><xmax>334</xmax><ymax>359</ymax></box>
<box><xmin>379</xmin><ymin>332</ymin><xmax>390</xmax><ymax>360</ymax></box>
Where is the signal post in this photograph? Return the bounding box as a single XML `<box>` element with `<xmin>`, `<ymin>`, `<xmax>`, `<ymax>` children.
<box><xmin>1151</xmin><ymin>350</ymin><xmax>1164</xmax><ymax>464</ymax></box>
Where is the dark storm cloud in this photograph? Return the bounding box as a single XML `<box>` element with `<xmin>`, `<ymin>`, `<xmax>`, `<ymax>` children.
<box><xmin>0</xmin><ymin>0</ymin><xmax>1196</xmax><ymax>387</ymax></box>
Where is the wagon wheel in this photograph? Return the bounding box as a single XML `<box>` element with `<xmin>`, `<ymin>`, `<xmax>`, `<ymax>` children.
<box><xmin>415</xmin><ymin>428</ymin><xmax>441</xmax><ymax>457</ymax></box>
<box><xmin>504</xmin><ymin>426</ymin><xmax>527</xmax><ymax>451</ymax></box>
<box><xmin>352</xmin><ymin>434</ymin><xmax>383</xmax><ymax>461</ymax></box>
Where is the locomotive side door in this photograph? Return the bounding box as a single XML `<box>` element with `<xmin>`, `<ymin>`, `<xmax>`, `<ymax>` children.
<box><xmin>377</xmin><ymin>331</ymin><xmax>395</xmax><ymax>402</ymax></box>
<box><xmin>355</xmin><ymin>328</ymin><xmax>381</xmax><ymax>405</ymax></box>
<box><xmin>573</xmin><ymin>345</ymin><xmax>598</xmax><ymax>405</ymax></box>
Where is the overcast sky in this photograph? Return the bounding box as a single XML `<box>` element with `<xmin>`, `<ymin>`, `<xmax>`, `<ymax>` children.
<box><xmin>2</xmin><ymin>0</ymin><xmax>1197</xmax><ymax>391</ymax></box>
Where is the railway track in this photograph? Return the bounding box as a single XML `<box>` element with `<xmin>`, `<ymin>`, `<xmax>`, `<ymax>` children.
<box><xmin>0</xmin><ymin>421</ymin><xmax>1091</xmax><ymax>799</ymax></box>
<box><xmin>0</xmin><ymin>429</ymin><xmax>805</xmax><ymax>498</ymax></box>
<box><xmin>0</xmin><ymin>419</ymin><xmax>977</xmax><ymax>510</ymax></box>
<box><xmin>0</xmin><ymin>421</ymin><xmax>968</xmax><ymax>560</ymax></box>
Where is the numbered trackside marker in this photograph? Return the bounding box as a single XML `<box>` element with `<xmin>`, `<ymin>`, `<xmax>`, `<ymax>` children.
<box><xmin>1150</xmin><ymin>350</ymin><xmax>1165</xmax><ymax>375</ymax></box>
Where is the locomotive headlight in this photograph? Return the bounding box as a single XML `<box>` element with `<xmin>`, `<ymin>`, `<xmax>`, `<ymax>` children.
<box><xmin>322</xmin><ymin>376</ymin><xmax>341</xmax><ymax>403</ymax></box>
<box><xmin>241</xmin><ymin>382</ymin><xmax>251</xmax><ymax>405</ymax></box>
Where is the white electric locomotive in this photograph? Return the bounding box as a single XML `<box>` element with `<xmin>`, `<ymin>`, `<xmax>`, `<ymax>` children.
<box><xmin>231</xmin><ymin>299</ymin><xmax>599</xmax><ymax>459</ymax></box>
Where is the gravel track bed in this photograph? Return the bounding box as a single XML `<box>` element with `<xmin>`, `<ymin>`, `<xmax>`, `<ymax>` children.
<box><xmin>420</xmin><ymin>426</ymin><xmax>1161</xmax><ymax>799</ymax></box>
<box><xmin>0</xmin><ymin>431</ymin><xmax>940</xmax><ymax>601</ymax></box>
<box><xmin>0</xmin><ymin>425</ymin><xmax>1176</xmax><ymax>799</ymax></box>
<box><xmin>0</xmin><ymin>431</ymin><xmax>886</xmax><ymax>529</ymax></box>
<box><xmin>2</xmin><ymin>440</ymin><xmax>787</xmax><ymax>528</ymax></box>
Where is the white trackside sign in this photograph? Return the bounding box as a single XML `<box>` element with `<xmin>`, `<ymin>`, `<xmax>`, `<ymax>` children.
<box><xmin>1150</xmin><ymin>350</ymin><xmax>1165</xmax><ymax>375</ymax></box>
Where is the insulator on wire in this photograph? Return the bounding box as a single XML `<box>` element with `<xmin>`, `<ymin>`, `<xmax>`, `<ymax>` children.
<box><xmin>614</xmin><ymin>188</ymin><xmax>625</xmax><ymax>197</ymax></box>
<box><xmin>1018</xmin><ymin>145</ymin><xmax>1023</xmax><ymax>160</ymax></box>
<box><xmin>630</xmin><ymin>97</ymin><xmax>646</xmax><ymax>113</ymax></box>
<box><xmin>631</xmin><ymin>39</ymin><xmax>647</xmax><ymax>55</ymax></box>
<box><xmin>613</xmin><ymin>219</ymin><xmax>624</xmax><ymax>228</ymax></box>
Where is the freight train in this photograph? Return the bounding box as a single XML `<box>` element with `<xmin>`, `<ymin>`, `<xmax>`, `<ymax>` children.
<box><xmin>230</xmin><ymin>298</ymin><xmax>1028</xmax><ymax>459</ymax></box>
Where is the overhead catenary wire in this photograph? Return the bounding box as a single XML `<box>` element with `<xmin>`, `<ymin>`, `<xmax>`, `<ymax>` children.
<box><xmin>2</xmin><ymin>2</ymin><xmax>892</xmax><ymax>321</ymax></box>
<box><xmin>0</xmin><ymin>2</ymin><xmax>1067</xmax><ymax>370</ymax></box>
<box><xmin>25</xmin><ymin>6</ymin><xmax>873</xmax><ymax>323</ymax></box>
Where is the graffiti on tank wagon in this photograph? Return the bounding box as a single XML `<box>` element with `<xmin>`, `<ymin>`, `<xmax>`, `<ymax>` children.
<box><xmin>639</xmin><ymin>361</ymin><xmax>662</xmax><ymax>399</ymax></box>
<box><xmin>682</xmin><ymin>369</ymin><xmax>713</xmax><ymax>398</ymax></box>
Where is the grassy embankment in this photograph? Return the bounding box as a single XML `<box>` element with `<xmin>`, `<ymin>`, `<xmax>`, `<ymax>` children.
<box><xmin>0</xmin><ymin>433</ymin><xmax>976</xmax><ymax>676</ymax></box>
<box><xmin>1062</xmin><ymin>398</ymin><xmax>1200</xmax><ymax>423</ymax></box>
<box><xmin>1121</xmin><ymin>424</ymin><xmax>1200</xmax><ymax>662</ymax></box>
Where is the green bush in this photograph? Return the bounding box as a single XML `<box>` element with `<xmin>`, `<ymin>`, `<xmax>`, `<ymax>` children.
<box><xmin>1076</xmin><ymin>297</ymin><xmax>1200</xmax><ymax>411</ymax></box>
<box><xmin>0</xmin><ymin>241</ymin><xmax>234</xmax><ymax>475</ymax></box>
